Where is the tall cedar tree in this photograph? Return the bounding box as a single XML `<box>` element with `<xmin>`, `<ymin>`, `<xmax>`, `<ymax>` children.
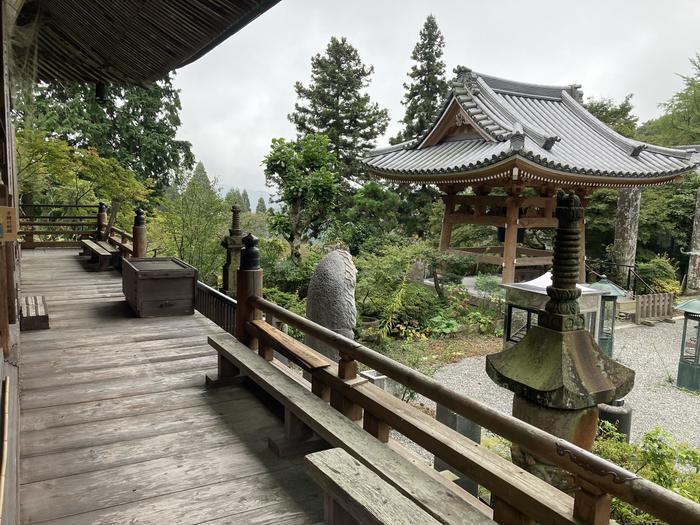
<box><xmin>388</xmin><ymin>16</ymin><xmax>447</xmax><ymax>237</ymax></box>
<box><xmin>391</xmin><ymin>15</ymin><xmax>448</xmax><ymax>145</ymax></box>
<box><xmin>289</xmin><ymin>37</ymin><xmax>389</xmax><ymax>182</ymax></box>
<box><xmin>18</xmin><ymin>73</ymin><xmax>193</xmax><ymax>191</ymax></box>
<box><xmin>256</xmin><ymin>197</ymin><xmax>267</xmax><ymax>214</ymax></box>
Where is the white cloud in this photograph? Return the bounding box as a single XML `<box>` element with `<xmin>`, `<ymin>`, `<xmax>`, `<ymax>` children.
<box><xmin>174</xmin><ymin>0</ymin><xmax>700</xmax><ymax>191</ymax></box>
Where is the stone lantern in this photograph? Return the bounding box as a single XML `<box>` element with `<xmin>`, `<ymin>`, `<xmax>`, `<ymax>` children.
<box><xmin>221</xmin><ymin>205</ymin><xmax>243</xmax><ymax>297</ymax></box>
<box><xmin>588</xmin><ymin>275</ymin><xmax>627</xmax><ymax>357</ymax></box>
<box><xmin>676</xmin><ymin>299</ymin><xmax>700</xmax><ymax>391</ymax></box>
<box><xmin>486</xmin><ymin>192</ymin><xmax>635</xmax><ymax>493</ymax></box>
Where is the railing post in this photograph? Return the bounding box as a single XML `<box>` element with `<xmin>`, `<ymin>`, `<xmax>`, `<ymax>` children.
<box><xmin>96</xmin><ymin>202</ymin><xmax>107</xmax><ymax>240</ymax></box>
<box><xmin>573</xmin><ymin>481</ymin><xmax>612</xmax><ymax>525</ymax></box>
<box><xmin>132</xmin><ymin>208</ymin><xmax>146</xmax><ymax>258</ymax></box>
<box><xmin>330</xmin><ymin>353</ymin><xmax>362</xmax><ymax>421</ymax></box>
<box><xmin>235</xmin><ymin>233</ymin><xmax>263</xmax><ymax>350</ymax></box>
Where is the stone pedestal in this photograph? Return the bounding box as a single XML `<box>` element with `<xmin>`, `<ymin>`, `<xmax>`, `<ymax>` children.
<box><xmin>433</xmin><ymin>404</ymin><xmax>481</xmax><ymax>496</ymax></box>
<box><xmin>511</xmin><ymin>397</ymin><xmax>597</xmax><ymax>493</ymax></box>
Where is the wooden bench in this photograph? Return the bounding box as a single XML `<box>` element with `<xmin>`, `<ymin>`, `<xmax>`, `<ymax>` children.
<box><xmin>20</xmin><ymin>295</ymin><xmax>49</xmax><ymax>331</ymax></box>
<box><xmin>207</xmin><ymin>333</ymin><xmax>495</xmax><ymax>525</ymax></box>
<box><xmin>306</xmin><ymin>448</ymin><xmax>442</xmax><ymax>525</ymax></box>
<box><xmin>80</xmin><ymin>239</ymin><xmax>113</xmax><ymax>270</ymax></box>
<box><xmin>97</xmin><ymin>240</ymin><xmax>120</xmax><ymax>268</ymax></box>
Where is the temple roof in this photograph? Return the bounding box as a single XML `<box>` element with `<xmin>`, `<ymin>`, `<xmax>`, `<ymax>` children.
<box><xmin>13</xmin><ymin>0</ymin><xmax>281</xmax><ymax>84</ymax></box>
<box><xmin>364</xmin><ymin>69</ymin><xmax>697</xmax><ymax>187</ymax></box>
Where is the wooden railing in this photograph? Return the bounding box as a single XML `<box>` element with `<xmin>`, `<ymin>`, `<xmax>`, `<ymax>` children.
<box><xmin>106</xmin><ymin>225</ymin><xmax>135</xmax><ymax>257</ymax></box>
<box><xmin>635</xmin><ymin>292</ymin><xmax>675</xmax><ymax>324</ymax></box>
<box><xmin>195</xmin><ymin>281</ymin><xmax>236</xmax><ymax>334</ymax></box>
<box><xmin>19</xmin><ymin>203</ymin><xmax>99</xmax><ymax>248</ymax></box>
<box><xmin>224</xmin><ymin>253</ymin><xmax>700</xmax><ymax>525</ymax></box>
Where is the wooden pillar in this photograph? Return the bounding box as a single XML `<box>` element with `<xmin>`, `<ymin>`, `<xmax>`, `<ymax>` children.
<box><xmin>96</xmin><ymin>202</ymin><xmax>107</xmax><ymax>240</ymax></box>
<box><xmin>502</xmin><ymin>201</ymin><xmax>519</xmax><ymax>284</ymax></box>
<box><xmin>439</xmin><ymin>194</ymin><xmax>456</xmax><ymax>252</ymax></box>
<box><xmin>132</xmin><ymin>208</ymin><xmax>146</xmax><ymax>258</ymax></box>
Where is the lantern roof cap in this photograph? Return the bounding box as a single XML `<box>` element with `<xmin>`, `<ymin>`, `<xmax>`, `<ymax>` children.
<box><xmin>676</xmin><ymin>299</ymin><xmax>700</xmax><ymax>315</ymax></box>
<box><xmin>588</xmin><ymin>275</ymin><xmax>627</xmax><ymax>297</ymax></box>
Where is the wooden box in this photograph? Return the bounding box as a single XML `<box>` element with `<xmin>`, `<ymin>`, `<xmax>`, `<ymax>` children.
<box><xmin>122</xmin><ymin>257</ymin><xmax>197</xmax><ymax>317</ymax></box>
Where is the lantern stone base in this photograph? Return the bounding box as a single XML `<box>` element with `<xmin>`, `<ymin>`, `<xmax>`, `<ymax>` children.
<box><xmin>677</xmin><ymin>360</ymin><xmax>700</xmax><ymax>392</ymax></box>
<box><xmin>511</xmin><ymin>396</ymin><xmax>598</xmax><ymax>494</ymax></box>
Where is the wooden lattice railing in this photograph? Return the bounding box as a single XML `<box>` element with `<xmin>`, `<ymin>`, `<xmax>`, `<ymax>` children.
<box><xmin>195</xmin><ymin>281</ymin><xmax>236</xmax><ymax>334</ymax></box>
<box><xmin>220</xmin><ymin>253</ymin><xmax>700</xmax><ymax>525</ymax></box>
<box><xmin>19</xmin><ymin>203</ymin><xmax>99</xmax><ymax>248</ymax></box>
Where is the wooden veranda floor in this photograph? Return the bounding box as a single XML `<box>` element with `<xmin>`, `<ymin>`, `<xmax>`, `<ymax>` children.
<box><xmin>17</xmin><ymin>249</ymin><xmax>322</xmax><ymax>524</ymax></box>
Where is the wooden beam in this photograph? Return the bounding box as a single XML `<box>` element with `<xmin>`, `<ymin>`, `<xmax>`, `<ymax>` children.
<box><xmin>446</xmin><ymin>214</ymin><xmax>505</xmax><ymax>227</ymax></box>
<box><xmin>517</xmin><ymin>217</ymin><xmax>558</xmax><ymax>229</ymax></box>
<box><xmin>439</xmin><ymin>195</ymin><xmax>456</xmax><ymax>252</ymax></box>
<box><xmin>514</xmin><ymin>256</ymin><xmax>553</xmax><ymax>266</ymax></box>
<box><xmin>502</xmin><ymin>202</ymin><xmax>519</xmax><ymax>284</ymax></box>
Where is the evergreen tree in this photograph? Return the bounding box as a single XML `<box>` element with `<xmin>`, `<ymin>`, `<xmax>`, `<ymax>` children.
<box><xmin>241</xmin><ymin>189</ymin><xmax>251</xmax><ymax>212</ymax></box>
<box><xmin>289</xmin><ymin>37</ymin><xmax>389</xmax><ymax>182</ymax></box>
<box><xmin>256</xmin><ymin>197</ymin><xmax>267</xmax><ymax>214</ymax></box>
<box><xmin>158</xmin><ymin>161</ymin><xmax>228</xmax><ymax>284</ymax></box>
<box><xmin>224</xmin><ymin>188</ymin><xmax>243</xmax><ymax>209</ymax></box>
<box><xmin>391</xmin><ymin>15</ymin><xmax>448</xmax><ymax>145</ymax></box>
<box><xmin>19</xmin><ymin>73</ymin><xmax>193</xmax><ymax>190</ymax></box>
<box><xmin>264</xmin><ymin>134</ymin><xmax>340</xmax><ymax>261</ymax></box>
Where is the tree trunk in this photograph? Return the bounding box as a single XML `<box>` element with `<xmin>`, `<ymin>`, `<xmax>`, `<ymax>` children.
<box><xmin>686</xmin><ymin>188</ymin><xmax>700</xmax><ymax>292</ymax></box>
<box><xmin>612</xmin><ymin>188</ymin><xmax>642</xmax><ymax>283</ymax></box>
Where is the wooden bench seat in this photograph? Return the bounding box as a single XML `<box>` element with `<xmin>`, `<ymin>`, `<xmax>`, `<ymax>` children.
<box><xmin>80</xmin><ymin>239</ymin><xmax>113</xmax><ymax>270</ymax></box>
<box><xmin>20</xmin><ymin>295</ymin><xmax>49</xmax><ymax>331</ymax></box>
<box><xmin>207</xmin><ymin>333</ymin><xmax>494</xmax><ymax>525</ymax></box>
<box><xmin>306</xmin><ymin>447</ymin><xmax>442</xmax><ymax>525</ymax></box>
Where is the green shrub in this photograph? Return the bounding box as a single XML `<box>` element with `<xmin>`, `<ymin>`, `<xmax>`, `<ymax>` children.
<box><xmin>474</xmin><ymin>273</ymin><xmax>505</xmax><ymax>298</ymax></box>
<box><xmin>593</xmin><ymin>422</ymin><xmax>700</xmax><ymax>524</ymax></box>
<box><xmin>636</xmin><ymin>255</ymin><xmax>680</xmax><ymax>295</ymax></box>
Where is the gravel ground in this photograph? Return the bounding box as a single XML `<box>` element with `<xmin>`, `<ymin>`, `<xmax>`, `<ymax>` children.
<box><xmin>412</xmin><ymin>317</ymin><xmax>700</xmax><ymax>449</ymax></box>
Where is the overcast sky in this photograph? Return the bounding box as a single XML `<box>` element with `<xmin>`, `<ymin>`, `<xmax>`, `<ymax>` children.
<box><xmin>174</xmin><ymin>0</ymin><xmax>700</xmax><ymax>192</ymax></box>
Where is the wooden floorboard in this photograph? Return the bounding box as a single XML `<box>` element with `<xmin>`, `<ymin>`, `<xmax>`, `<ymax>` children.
<box><xmin>19</xmin><ymin>249</ymin><xmax>322</xmax><ymax>524</ymax></box>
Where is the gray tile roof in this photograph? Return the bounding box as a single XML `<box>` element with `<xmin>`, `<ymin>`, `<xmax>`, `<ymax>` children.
<box><xmin>365</xmin><ymin>69</ymin><xmax>697</xmax><ymax>186</ymax></box>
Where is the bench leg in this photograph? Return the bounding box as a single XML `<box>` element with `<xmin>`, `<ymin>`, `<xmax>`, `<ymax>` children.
<box><xmin>268</xmin><ymin>408</ymin><xmax>328</xmax><ymax>458</ymax></box>
<box><xmin>324</xmin><ymin>494</ymin><xmax>358</xmax><ymax>525</ymax></box>
<box><xmin>206</xmin><ymin>357</ymin><xmax>246</xmax><ymax>389</ymax></box>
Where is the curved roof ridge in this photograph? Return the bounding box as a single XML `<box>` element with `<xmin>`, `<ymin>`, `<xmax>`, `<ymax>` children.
<box><xmin>561</xmin><ymin>91</ymin><xmax>693</xmax><ymax>160</ymax></box>
<box><xmin>475</xmin><ymin>77</ymin><xmax>558</xmax><ymax>149</ymax></box>
<box><xmin>451</xmin><ymin>80</ymin><xmax>512</xmax><ymax>142</ymax></box>
<box><xmin>477</xmin><ymin>72</ymin><xmax>583</xmax><ymax>102</ymax></box>
<box><xmin>368</xmin><ymin>140</ymin><xmax>416</xmax><ymax>157</ymax></box>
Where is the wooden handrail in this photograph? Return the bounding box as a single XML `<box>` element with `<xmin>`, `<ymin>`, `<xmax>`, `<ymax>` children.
<box><xmin>109</xmin><ymin>225</ymin><xmax>133</xmax><ymax>241</ymax></box>
<box><xmin>249</xmin><ymin>295</ymin><xmax>700</xmax><ymax>525</ymax></box>
<box><xmin>195</xmin><ymin>281</ymin><xmax>237</xmax><ymax>335</ymax></box>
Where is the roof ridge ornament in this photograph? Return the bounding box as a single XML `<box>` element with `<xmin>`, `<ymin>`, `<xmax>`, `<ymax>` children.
<box><xmin>510</xmin><ymin>122</ymin><xmax>525</xmax><ymax>151</ymax></box>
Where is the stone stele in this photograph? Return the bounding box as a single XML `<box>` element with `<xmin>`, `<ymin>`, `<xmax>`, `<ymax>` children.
<box><xmin>305</xmin><ymin>250</ymin><xmax>357</xmax><ymax>361</ymax></box>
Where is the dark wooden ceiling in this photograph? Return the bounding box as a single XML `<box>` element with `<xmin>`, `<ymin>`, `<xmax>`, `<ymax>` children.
<box><xmin>14</xmin><ymin>0</ymin><xmax>281</xmax><ymax>84</ymax></box>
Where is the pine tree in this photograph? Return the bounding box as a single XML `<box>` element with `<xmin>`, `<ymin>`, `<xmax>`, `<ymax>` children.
<box><xmin>241</xmin><ymin>190</ymin><xmax>251</xmax><ymax>212</ymax></box>
<box><xmin>256</xmin><ymin>197</ymin><xmax>267</xmax><ymax>214</ymax></box>
<box><xmin>289</xmin><ymin>37</ymin><xmax>389</xmax><ymax>182</ymax></box>
<box><xmin>391</xmin><ymin>15</ymin><xmax>448</xmax><ymax>145</ymax></box>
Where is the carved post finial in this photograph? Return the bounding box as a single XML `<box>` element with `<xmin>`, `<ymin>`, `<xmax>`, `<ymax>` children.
<box><xmin>98</xmin><ymin>202</ymin><xmax>107</xmax><ymax>213</ymax></box>
<box><xmin>240</xmin><ymin>233</ymin><xmax>260</xmax><ymax>271</ymax></box>
<box><xmin>134</xmin><ymin>208</ymin><xmax>145</xmax><ymax>227</ymax></box>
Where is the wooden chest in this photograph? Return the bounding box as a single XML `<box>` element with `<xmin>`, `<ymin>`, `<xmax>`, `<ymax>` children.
<box><xmin>122</xmin><ymin>258</ymin><xmax>197</xmax><ymax>317</ymax></box>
